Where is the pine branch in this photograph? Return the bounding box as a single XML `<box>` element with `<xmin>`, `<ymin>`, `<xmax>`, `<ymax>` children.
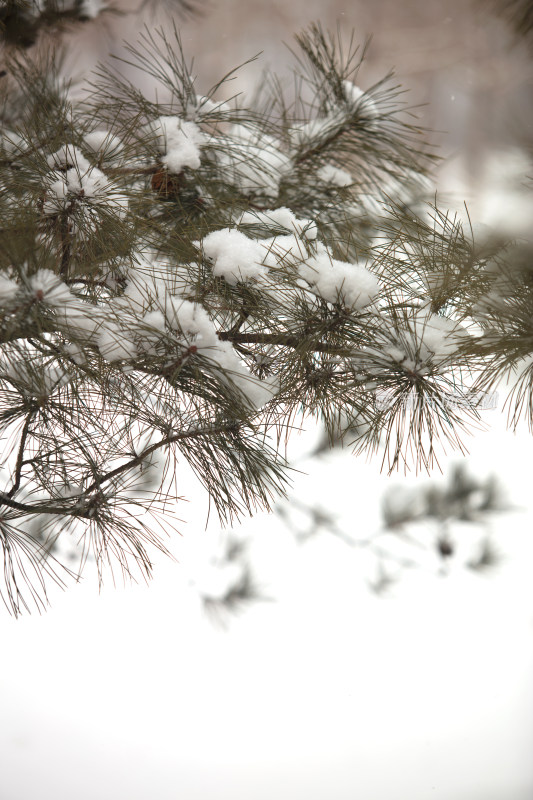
<box><xmin>217</xmin><ymin>330</ymin><xmax>346</xmax><ymax>354</ymax></box>
<box><xmin>0</xmin><ymin>15</ymin><xmax>526</xmax><ymax>614</ymax></box>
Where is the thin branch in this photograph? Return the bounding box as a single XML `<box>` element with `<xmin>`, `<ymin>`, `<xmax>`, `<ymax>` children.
<box><xmin>58</xmin><ymin>214</ymin><xmax>72</xmax><ymax>279</ymax></box>
<box><xmin>0</xmin><ymin>493</ymin><xmax>68</xmax><ymax>515</ymax></box>
<box><xmin>6</xmin><ymin>409</ymin><xmax>35</xmax><ymax>499</ymax></box>
<box><xmin>217</xmin><ymin>330</ymin><xmax>347</xmax><ymax>354</ymax></box>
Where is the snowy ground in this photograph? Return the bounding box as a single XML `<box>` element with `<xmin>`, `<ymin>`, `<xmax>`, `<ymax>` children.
<box><xmin>1</xmin><ymin>406</ymin><xmax>532</xmax><ymax>800</ymax></box>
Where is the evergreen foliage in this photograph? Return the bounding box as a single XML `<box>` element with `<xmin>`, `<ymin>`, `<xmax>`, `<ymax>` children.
<box><xmin>0</xmin><ymin>3</ymin><xmax>530</xmax><ymax>614</ymax></box>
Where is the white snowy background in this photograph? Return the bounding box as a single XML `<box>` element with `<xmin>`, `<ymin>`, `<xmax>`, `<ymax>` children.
<box><xmin>1</xmin><ymin>1</ymin><xmax>533</xmax><ymax>798</ymax></box>
<box><xmin>1</xmin><ymin>410</ymin><xmax>532</xmax><ymax>800</ymax></box>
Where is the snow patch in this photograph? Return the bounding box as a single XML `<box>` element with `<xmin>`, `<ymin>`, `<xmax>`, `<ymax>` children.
<box><xmin>317</xmin><ymin>164</ymin><xmax>353</xmax><ymax>187</ymax></box>
<box><xmin>298</xmin><ymin>245</ymin><xmax>380</xmax><ymax>309</ymax></box>
<box><xmin>148</xmin><ymin>116</ymin><xmax>206</xmax><ymax>173</ymax></box>
<box><xmin>201</xmin><ymin>228</ymin><xmax>267</xmax><ymax>285</ymax></box>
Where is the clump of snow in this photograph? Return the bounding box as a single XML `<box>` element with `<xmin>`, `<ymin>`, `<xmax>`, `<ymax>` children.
<box><xmin>91</xmin><ymin>265</ymin><xmax>276</xmax><ymax>406</ymax></box>
<box><xmin>213</xmin><ymin>125</ymin><xmax>292</xmax><ymax>199</ymax></box>
<box><xmin>289</xmin><ymin>115</ymin><xmax>341</xmax><ymax>149</ymax></box>
<box><xmin>141</xmin><ymin>309</ymin><xmax>167</xmax><ymax>334</ymax></box>
<box><xmin>2</xmin><ymin>357</ymin><xmax>70</xmax><ymax>399</ymax></box>
<box><xmin>47</xmin><ymin>145</ymin><xmax>91</xmax><ymax>174</ymax></box>
<box><xmin>83</xmin><ymin>130</ymin><xmax>123</xmax><ymax>160</ymax></box>
<box><xmin>201</xmin><ymin>228</ymin><xmax>267</xmax><ymax>285</ymax></box>
<box><xmin>42</xmin><ymin>144</ymin><xmax>128</xmax><ymax>226</ymax></box>
<box><xmin>298</xmin><ymin>244</ymin><xmax>380</xmax><ymax>309</ymax></box>
<box><xmin>0</xmin><ymin>273</ymin><xmax>19</xmax><ymax>307</ymax></box>
<box><xmin>317</xmin><ymin>164</ymin><xmax>353</xmax><ymax>187</ymax></box>
<box><xmin>170</xmin><ymin>299</ymin><xmax>214</xmax><ymax>343</ymax></box>
<box><xmin>260</xmin><ymin>233</ymin><xmax>306</xmax><ymax>269</ymax></box>
<box><xmin>202</xmin><ymin>212</ymin><xmax>378</xmax><ymax>310</ymax></box>
<box><xmin>78</xmin><ymin>0</ymin><xmax>107</xmax><ymax>18</ymax></box>
<box><xmin>44</xmin><ymin>170</ymin><xmax>77</xmax><ymax>210</ymax></box>
<box><xmin>1</xmin><ymin>131</ymin><xmax>27</xmax><ymax>157</ymax></box>
<box><xmin>148</xmin><ymin>116</ymin><xmax>206</xmax><ymax>173</ymax></box>
<box><xmin>238</xmin><ymin>207</ymin><xmax>318</xmax><ymax>240</ymax></box>
<box><xmin>194</xmin><ymin>95</ymin><xmax>230</xmax><ymax>117</ymax></box>
<box><xmin>97</xmin><ymin>322</ymin><xmax>137</xmax><ymax>362</ymax></box>
<box><xmin>168</xmin><ymin>296</ymin><xmax>278</xmax><ymax>407</ymax></box>
<box><xmin>342</xmin><ymin>80</ymin><xmax>378</xmax><ymax>121</ymax></box>
<box><xmin>408</xmin><ymin>311</ymin><xmax>468</xmax><ymax>363</ymax></box>
<box><xmin>54</xmin><ymin>296</ymin><xmax>138</xmax><ymax>363</ymax></box>
<box><xmin>366</xmin><ymin>308</ymin><xmax>469</xmax><ymax>377</ymax></box>
<box><xmin>28</xmin><ymin>270</ymin><xmax>74</xmax><ymax>307</ymax></box>
<box><xmin>169</xmin><ymin>297</ymin><xmax>277</xmax><ymax>408</ymax></box>
<box><xmin>357</xmin><ymin>194</ymin><xmax>384</xmax><ymax>218</ymax></box>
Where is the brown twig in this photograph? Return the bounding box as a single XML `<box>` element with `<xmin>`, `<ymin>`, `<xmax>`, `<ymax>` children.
<box><xmin>217</xmin><ymin>330</ymin><xmax>346</xmax><ymax>354</ymax></box>
<box><xmin>58</xmin><ymin>214</ymin><xmax>72</xmax><ymax>279</ymax></box>
<box><xmin>6</xmin><ymin>409</ymin><xmax>35</xmax><ymax>499</ymax></box>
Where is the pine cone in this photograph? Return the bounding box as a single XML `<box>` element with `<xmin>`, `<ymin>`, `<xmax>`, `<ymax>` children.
<box><xmin>151</xmin><ymin>167</ymin><xmax>184</xmax><ymax>200</ymax></box>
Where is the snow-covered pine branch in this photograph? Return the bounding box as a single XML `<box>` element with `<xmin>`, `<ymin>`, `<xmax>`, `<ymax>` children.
<box><xmin>0</xmin><ymin>20</ymin><xmax>530</xmax><ymax>614</ymax></box>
